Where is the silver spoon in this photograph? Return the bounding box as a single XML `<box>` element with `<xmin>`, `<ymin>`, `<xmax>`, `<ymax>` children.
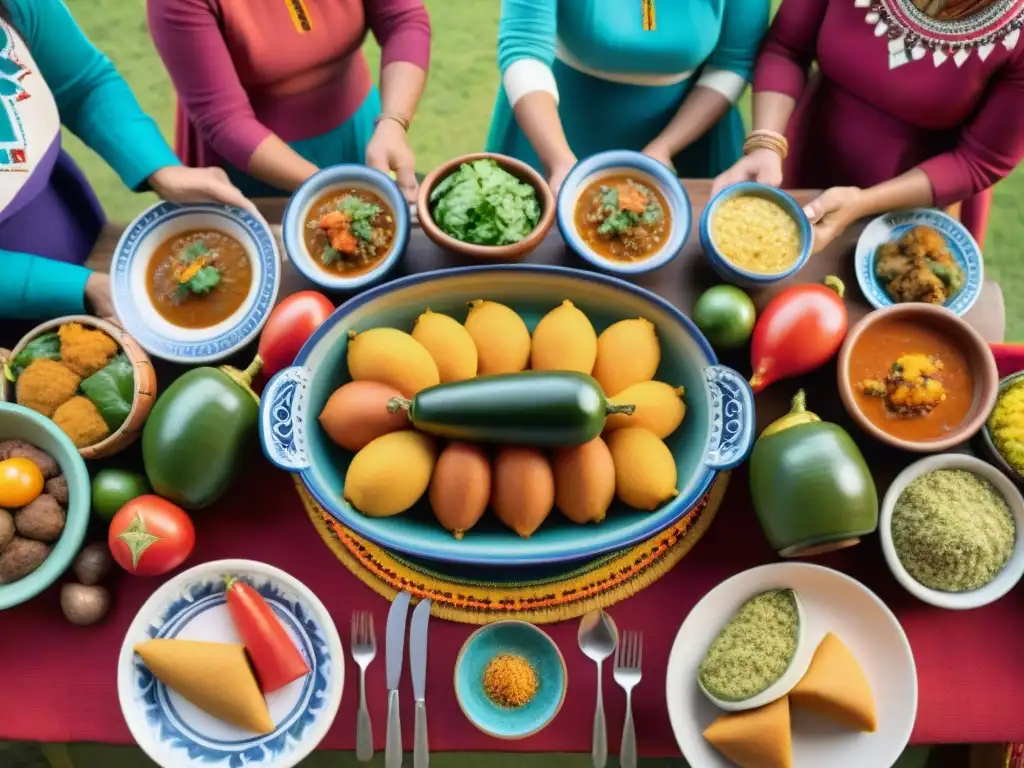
<box><xmin>578</xmin><ymin>610</ymin><xmax>619</xmax><ymax>768</ymax></box>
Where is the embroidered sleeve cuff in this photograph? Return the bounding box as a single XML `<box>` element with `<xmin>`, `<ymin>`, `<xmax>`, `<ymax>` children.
<box><xmin>696</xmin><ymin>67</ymin><xmax>749</xmax><ymax>103</ymax></box>
<box><xmin>502</xmin><ymin>58</ymin><xmax>559</xmax><ymax>108</ymax></box>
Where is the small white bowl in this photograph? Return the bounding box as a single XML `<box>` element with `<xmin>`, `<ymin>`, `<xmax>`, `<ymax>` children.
<box><xmin>111</xmin><ymin>202</ymin><xmax>281</xmax><ymax>364</ymax></box>
<box><xmin>880</xmin><ymin>453</ymin><xmax>1024</xmax><ymax>610</ymax></box>
<box><xmin>697</xmin><ymin>589</ymin><xmax>813</xmax><ymax>712</ymax></box>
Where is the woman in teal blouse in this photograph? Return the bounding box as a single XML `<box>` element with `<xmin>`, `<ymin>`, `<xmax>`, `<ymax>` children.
<box><xmin>0</xmin><ymin>0</ymin><xmax>251</xmax><ymax>321</ymax></box>
<box><xmin>486</xmin><ymin>0</ymin><xmax>770</xmax><ymax>190</ymax></box>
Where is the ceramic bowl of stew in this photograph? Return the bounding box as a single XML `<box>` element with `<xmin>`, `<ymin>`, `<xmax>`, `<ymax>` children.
<box><xmin>699</xmin><ymin>182</ymin><xmax>813</xmax><ymax>289</ymax></box>
<box><xmin>111</xmin><ymin>201</ymin><xmax>281</xmax><ymax>365</ymax></box>
<box><xmin>837</xmin><ymin>304</ymin><xmax>998</xmax><ymax>453</ymax></box>
<box><xmin>283</xmin><ymin>165</ymin><xmax>410</xmax><ymax>292</ymax></box>
<box><xmin>0</xmin><ymin>316</ymin><xmax>157</xmax><ymax>459</ymax></box>
<box><xmin>557</xmin><ymin>150</ymin><xmax>691</xmax><ymax>275</ymax></box>
<box><xmin>417</xmin><ymin>152</ymin><xmax>555</xmax><ymax>261</ymax></box>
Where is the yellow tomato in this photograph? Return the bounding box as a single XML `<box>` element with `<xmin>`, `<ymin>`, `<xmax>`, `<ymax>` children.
<box><xmin>0</xmin><ymin>457</ymin><xmax>45</xmax><ymax>507</ymax></box>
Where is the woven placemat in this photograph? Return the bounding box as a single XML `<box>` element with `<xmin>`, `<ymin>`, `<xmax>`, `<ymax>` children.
<box><xmin>293</xmin><ymin>471</ymin><xmax>730</xmax><ymax>624</ymax></box>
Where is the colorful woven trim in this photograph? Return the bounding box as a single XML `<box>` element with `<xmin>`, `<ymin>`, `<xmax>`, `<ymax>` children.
<box><xmin>1007</xmin><ymin>742</ymin><xmax>1024</xmax><ymax>767</ymax></box>
<box><xmin>293</xmin><ymin>472</ymin><xmax>730</xmax><ymax>624</ymax></box>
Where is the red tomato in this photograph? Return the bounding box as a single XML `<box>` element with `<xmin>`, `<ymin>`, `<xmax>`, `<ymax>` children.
<box><xmin>257</xmin><ymin>291</ymin><xmax>334</xmax><ymax>379</ymax></box>
<box><xmin>108</xmin><ymin>495</ymin><xmax>196</xmax><ymax>576</ymax></box>
<box><xmin>750</xmin><ymin>276</ymin><xmax>848</xmax><ymax>393</ymax></box>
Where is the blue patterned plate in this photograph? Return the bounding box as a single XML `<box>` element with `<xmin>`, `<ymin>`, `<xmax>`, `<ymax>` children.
<box><xmin>111</xmin><ymin>202</ymin><xmax>281</xmax><ymax>364</ymax></box>
<box><xmin>117</xmin><ymin>560</ymin><xmax>343</xmax><ymax>768</ymax></box>
<box><xmin>854</xmin><ymin>208</ymin><xmax>983</xmax><ymax>316</ymax></box>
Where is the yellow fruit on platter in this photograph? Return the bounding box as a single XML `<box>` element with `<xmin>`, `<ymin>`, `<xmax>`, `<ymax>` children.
<box><xmin>605</xmin><ymin>381</ymin><xmax>686</xmax><ymax>438</ymax></box>
<box><xmin>553</xmin><ymin>437</ymin><xmax>616</xmax><ymax>524</ymax></box>
<box><xmin>347</xmin><ymin>327</ymin><xmax>440</xmax><ymax>398</ymax></box>
<box><xmin>491</xmin><ymin>447</ymin><xmax>554</xmax><ymax>538</ymax></box>
<box><xmin>411</xmin><ymin>309</ymin><xmax>479</xmax><ymax>383</ymax></box>
<box><xmin>606</xmin><ymin>427</ymin><xmax>678</xmax><ymax>511</ymax></box>
<box><xmin>530</xmin><ymin>300</ymin><xmax>598</xmax><ymax>374</ymax></box>
<box><xmin>592</xmin><ymin>318</ymin><xmax>661</xmax><ymax>396</ymax></box>
<box><xmin>344</xmin><ymin>431</ymin><xmax>437</xmax><ymax>517</ymax></box>
<box><xmin>429</xmin><ymin>442</ymin><xmax>491</xmax><ymax>539</ymax></box>
<box><xmin>464</xmin><ymin>300</ymin><xmax>531</xmax><ymax>375</ymax></box>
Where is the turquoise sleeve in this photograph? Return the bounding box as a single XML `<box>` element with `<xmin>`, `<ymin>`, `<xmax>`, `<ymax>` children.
<box><xmin>497</xmin><ymin>0</ymin><xmax>558</xmax><ymax>73</ymax></box>
<box><xmin>8</xmin><ymin>0</ymin><xmax>180</xmax><ymax>190</ymax></box>
<box><xmin>0</xmin><ymin>251</ymin><xmax>90</xmax><ymax>321</ymax></box>
<box><xmin>706</xmin><ymin>0</ymin><xmax>771</xmax><ymax>79</ymax></box>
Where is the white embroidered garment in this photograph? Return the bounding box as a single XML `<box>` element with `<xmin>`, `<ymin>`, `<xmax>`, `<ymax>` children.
<box><xmin>854</xmin><ymin>0</ymin><xmax>1024</xmax><ymax>68</ymax></box>
<box><xmin>0</xmin><ymin>18</ymin><xmax>60</xmax><ymax>214</ymax></box>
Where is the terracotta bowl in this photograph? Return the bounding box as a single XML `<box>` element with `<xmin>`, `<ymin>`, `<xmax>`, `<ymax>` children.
<box><xmin>0</xmin><ymin>316</ymin><xmax>157</xmax><ymax>460</ymax></box>
<box><xmin>837</xmin><ymin>304</ymin><xmax>998</xmax><ymax>453</ymax></box>
<box><xmin>416</xmin><ymin>152</ymin><xmax>555</xmax><ymax>260</ymax></box>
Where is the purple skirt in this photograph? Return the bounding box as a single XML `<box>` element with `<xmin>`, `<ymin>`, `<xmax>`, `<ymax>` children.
<box><xmin>0</xmin><ymin>138</ymin><xmax>105</xmax><ymax>265</ymax></box>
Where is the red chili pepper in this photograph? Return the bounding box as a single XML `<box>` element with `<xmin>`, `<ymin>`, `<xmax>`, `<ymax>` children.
<box><xmin>225</xmin><ymin>576</ymin><xmax>309</xmax><ymax>693</ymax></box>
<box><xmin>750</xmin><ymin>276</ymin><xmax>848</xmax><ymax>394</ymax></box>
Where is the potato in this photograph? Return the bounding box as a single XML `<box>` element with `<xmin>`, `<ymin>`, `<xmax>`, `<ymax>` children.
<box><xmin>45</xmin><ymin>475</ymin><xmax>69</xmax><ymax>507</ymax></box>
<box><xmin>61</xmin><ymin>583</ymin><xmax>111</xmax><ymax>626</ymax></box>
<box><xmin>14</xmin><ymin>494</ymin><xmax>65</xmax><ymax>542</ymax></box>
<box><xmin>0</xmin><ymin>537</ymin><xmax>50</xmax><ymax>583</ymax></box>
<box><xmin>0</xmin><ymin>509</ymin><xmax>14</xmax><ymax>551</ymax></box>
<box><xmin>73</xmin><ymin>543</ymin><xmax>113</xmax><ymax>586</ymax></box>
<box><xmin>1</xmin><ymin>441</ymin><xmax>60</xmax><ymax>479</ymax></box>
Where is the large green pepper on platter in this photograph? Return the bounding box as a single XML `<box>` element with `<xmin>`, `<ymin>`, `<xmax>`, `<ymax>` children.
<box><xmin>142</xmin><ymin>358</ymin><xmax>262</xmax><ymax>510</ymax></box>
<box><xmin>749</xmin><ymin>390</ymin><xmax>878</xmax><ymax>557</ymax></box>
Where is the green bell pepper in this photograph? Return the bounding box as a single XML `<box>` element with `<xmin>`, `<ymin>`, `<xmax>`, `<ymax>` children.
<box><xmin>141</xmin><ymin>357</ymin><xmax>262</xmax><ymax>510</ymax></box>
<box><xmin>749</xmin><ymin>390</ymin><xmax>878</xmax><ymax>557</ymax></box>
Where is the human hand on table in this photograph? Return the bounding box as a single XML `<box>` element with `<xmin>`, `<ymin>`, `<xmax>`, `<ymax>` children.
<box><xmin>803</xmin><ymin>186</ymin><xmax>865</xmax><ymax>254</ymax></box>
<box><xmin>711</xmin><ymin>148</ymin><xmax>783</xmax><ymax>194</ymax></box>
<box><xmin>148</xmin><ymin>166</ymin><xmax>256</xmax><ymax>214</ymax></box>
<box><xmin>84</xmin><ymin>272</ymin><xmax>116</xmax><ymax>324</ymax></box>
<box><xmin>366</xmin><ymin>119</ymin><xmax>418</xmax><ymax>203</ymax></box>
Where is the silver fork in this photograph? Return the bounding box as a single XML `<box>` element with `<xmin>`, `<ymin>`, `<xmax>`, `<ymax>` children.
<box><xmin>351</xmin><ymin>611</ymin><xmax>377</xmax><ymax>762</ymax></box>
<box><xmin>613</xmin><ymin>631</ymin><xmax>643</xmax><ymax>768</ymax></box>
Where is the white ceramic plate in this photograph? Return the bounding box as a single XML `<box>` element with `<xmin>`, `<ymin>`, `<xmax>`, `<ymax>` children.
<box><xmin>666</xmin><ymin>563</ymin><xmax>917</xmax><ymax>768</ymax></box>
<box><xmin>118</xmin><ymin>560</ymin><xmax>343</xmax><ymax>768</ymax></box>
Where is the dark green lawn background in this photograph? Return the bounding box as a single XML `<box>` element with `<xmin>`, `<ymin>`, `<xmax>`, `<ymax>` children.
<box><xmin>10</xmin><ymin>1</ymin><xmax>1004</xmax><ymax>764</ymax></box>
<box><xmin>63</xmin><ymin>0</ymin><xmax>1023</xmax><ymax>339</ymax></box>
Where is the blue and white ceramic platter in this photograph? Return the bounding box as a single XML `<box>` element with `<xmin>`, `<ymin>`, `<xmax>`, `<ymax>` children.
<box><xmin>111</xmin><ymin>202</ymin><xmax>281</xmax><ymax>364</ymax></box>
<box><xmin>259</xmin><ymin>263</ymin><xmax>756</xmax><ymax>567</ymax></box>
<box><xmin>854</xmin><ymin>208</ymin><xmax>982</xmax><ymax>316</ymax></box>
<box><xmin>117</xmin><ymin>560</ymin><xmax>343</xmax><ymax>768</ymax></box>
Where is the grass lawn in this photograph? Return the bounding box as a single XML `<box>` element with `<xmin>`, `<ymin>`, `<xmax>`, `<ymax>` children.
<box><xmin>64</xmin><ymin>0</ymin><xmax>1022</xmax><ymax>339</ymax></box>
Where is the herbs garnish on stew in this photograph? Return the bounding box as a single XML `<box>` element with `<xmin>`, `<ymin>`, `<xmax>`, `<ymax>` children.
<box><xmin>574</xmin><ymin>176</ymin><xmax>670</xmax><ymax>262</ymax></box>
<box><xmin>173</xmin><ymin>240</ymin><xmax>222</xmax><ymax>299</ymax></box>
<box><xmin>429</xmin><ymin>158</ymin><xmax>541</xmax><ymax>246</ymax></box>
<box><xmin>304</xmin><ymin>189</ymin><xmax>395</xmax><ymax>273</ymax></box>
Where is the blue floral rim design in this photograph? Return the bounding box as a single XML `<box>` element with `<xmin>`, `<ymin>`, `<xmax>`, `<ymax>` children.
<box><xmin>854</xmin><ymin>208</ymin><xmax>983</xmax><ymax>317</ymax></box>
<box><xmin>111</xmin><ymin>202</ymin><xmax>281</xmax><ymax>363</ymax></box>
<box><xmin>134</xmin><ymin>576</ymin><xmax>332</xmax><ymax>767</ymax></box>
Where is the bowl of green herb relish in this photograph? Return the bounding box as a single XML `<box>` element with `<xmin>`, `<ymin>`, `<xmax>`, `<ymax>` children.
<box><xmin>417</xmin><ymin>153</ymin><xmax>554</xmax><ymax>261</ymax></box>
<box><xmin>880</xmin><ymin>453</ymin><xmax>1024</xmax><ymax>609</ymax></box>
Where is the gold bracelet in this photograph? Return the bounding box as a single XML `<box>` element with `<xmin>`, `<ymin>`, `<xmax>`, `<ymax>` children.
<box><xmin>375</xmin><ymin>112</ymin><xmax>410</xmax><ymax>132</ymax></box>
<box><xmin>743</xmin><ymin>129</ymin><xmax>789</xmax><ymax>160</ymax></box>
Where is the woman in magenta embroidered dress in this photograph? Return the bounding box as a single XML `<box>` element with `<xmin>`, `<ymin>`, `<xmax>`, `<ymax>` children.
<box><xmin>713</xmin><ymin>0</ymin><xmax>1024</xmax><ymax>249</ymax></box>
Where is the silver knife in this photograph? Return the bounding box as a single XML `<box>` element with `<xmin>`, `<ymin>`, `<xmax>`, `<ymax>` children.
<box><xmin>409</xmin><ymin>599</ymin><xmax>432</xmax><ymax>768</ymax></box>
<box><xmin>385</xmin><ymin>591</ymin><xmax>412</xmax><ymax>768</ymax></box>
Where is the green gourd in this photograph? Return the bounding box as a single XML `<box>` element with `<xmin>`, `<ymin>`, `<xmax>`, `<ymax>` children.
<box><xmin>749</xmin><ymin>390</ymin><xmax>878</xmax><ymax>557</ymax></box>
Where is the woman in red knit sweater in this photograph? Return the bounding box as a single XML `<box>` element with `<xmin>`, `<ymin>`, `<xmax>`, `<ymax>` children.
<box><xmin>714</xmin><ymin>0</ymin><xmax>1024</xmax><ymax>250</ymax></box>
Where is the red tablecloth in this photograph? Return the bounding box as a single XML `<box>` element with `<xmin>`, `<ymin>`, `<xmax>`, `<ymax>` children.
<box><xmin>2</xmin><ymin>350</ymin><xmax>1024</xmax><ymax>756</ymax></box>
